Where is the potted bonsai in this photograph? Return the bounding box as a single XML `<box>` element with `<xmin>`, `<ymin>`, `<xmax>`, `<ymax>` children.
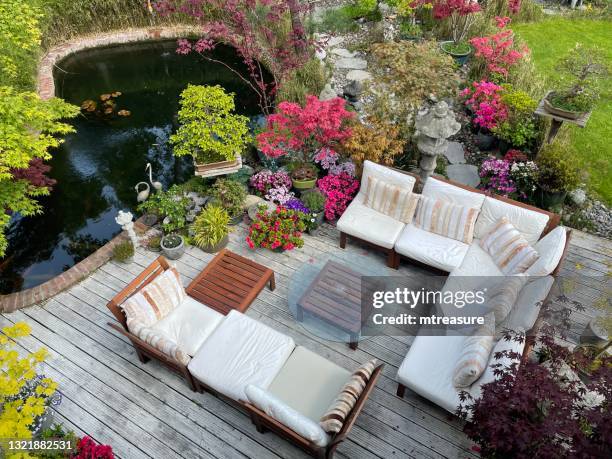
<box><xmin>301</xmin><ymin>189</ymin><xmax>326</xmax><ymax>228</ymax></box>
<box><xmin>290</xmin><ymin>163</ymin><xmax>318</xmax><ymax>190</ymax></box>
<box><xmin>192</xmin><ymin>204</ymin><xmax>231</xmax><ymax>253</ymax></box>
<box><xmin>534</xmin><ymin>142</ymin><xmax>580</xmax><ymax>210</ymax></box>
<box><xmin>210</xmin><ymin>178</ymin><xmax>247</xmax><ymax>225</ymax></box>
<box><xmin>170</xmin><ymin>85</ymin><xmax>251</xmax><ymax>175</ymax></box>
<box><xmin>544</xmin><ymin>44</ymin><xmax>609</xmax><ymax>120</ymax></box>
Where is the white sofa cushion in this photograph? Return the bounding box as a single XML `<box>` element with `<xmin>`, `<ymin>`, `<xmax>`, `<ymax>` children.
<box><xmin>245</xmin><ymin>385</ymin><xmax>330</xmax><ymax>447</ymax></box>
<box><xmin>395</xmin><ymin>224</ymin><xmax>469</xmax><ymax>272</ymax></box>
<box><xmin>129</xmin><ymin>321</ymin><xmax>191</xmax><ymax>366</ymax></box>
<box><xmin>356</xmin><ymin>160</ymin><xmax>416</xmax><ymax>203</ymax></box>
<box><xmin>474</xmin><ymin>196</ymin><xmax>550</xmax><ymax>245</ymax></box>
<box><xmin>151</xmin><ymin>295</ymin><xmax>224</xmax><ymax>356</ymax></box>
<box><xmin>422</xmin><ymin>177</ymin><xmax>486</xmax><ymax>209</ymax></box>
<box><xmin>337</xmin><ymin>201</ymin><xmax>406</xmax><ymax>249</ymax></box>
<box><xmin>453</xmin><ymin>314</ymin><xmax>495</xmax><ymax>388</ymax></box>
<box><xmin>397</xmin><ymin>332</ymin><xmax>526</xmax><ymax>414</ymax></box>
<box><xmin>527</xmin><ymin>227</ymin><xmax>567</xmax><ymax>276</ymax></box>
<box><xmin>500</xmin><ymin>276</ymin><xmax>554</xmax><ymax>332</ymax></box>
<box><xmin>268</xmin><ymin>346</ymin><xmax>351</xmax><ymax>420</ymax></box>
<box><xmin>450</xmin><ymin>241</ymin><xmax>503</xmax><ymax>277</ymax></box>
<box><xmin>414</xmin><ymin>195</ymin><xmax>480</xmax><ymax>244</ymax></box>
<box><xmin>362</xmin><ymin>175</ymin><xmax>419</xmax><ymax>223</ymax></box>
<box><xmin>487</xmin><ymin>275</ymin><xmax>528</xmax><ymax>324</ymax></box>
<box><xmin>188</xmin><ymin>310</ymin><xmax>295</xmax><ymax>401</ymax></box>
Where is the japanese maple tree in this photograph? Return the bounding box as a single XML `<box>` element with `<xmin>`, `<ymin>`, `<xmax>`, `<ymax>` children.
<box><xmin>412</xmin><ymin>0</ymin><xmax>480</xmax><ymax>45</ymax></box>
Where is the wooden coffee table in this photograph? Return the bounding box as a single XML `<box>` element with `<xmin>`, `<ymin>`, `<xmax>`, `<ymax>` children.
<box><xmin>296</xmin><ymin>260</ymin><xmax>372</xmax><ymax>349</ymax></box>
<box><xmin>186</xmin><ymin>249</ymin><xmax>275</xmax><ymax>315</ymax></box>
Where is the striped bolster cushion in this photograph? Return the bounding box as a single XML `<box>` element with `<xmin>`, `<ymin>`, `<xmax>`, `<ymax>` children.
<box><xmin>320</xmin><ymin>359</ymin><xmax>378</xmax><ymax>434</ymax></box>
<box><xmin>480</xmin><ymin>217</ymin><xmax>540</xmax><ymax>275</ymax></box>
<box><xmin>414</xmin><ymin>195</ymin><xmax>479</xmax><ymax>244</ymax></box>
<box><xmin>130</xmin><ymin>321</ymin><xmax>191</xmax><ymax>366</ymax></box>
<box><xmin>123</xmin><ymin>267</ymin><xmax>185</xmax><ymax>329</ymax></box>
<box><xmin>453</xmin><ymin>314</ymin><xmax>495</xmax><ymax>388</ymax></box>
<box><xmin>362</xmin><ymin>175</ymin><xmax>419</xmax><ymax>224</ymax></box>
<box><xmin>487</xmin><ymin>275</ymin><xmax>528</xmax><ymax>324</ymax></box>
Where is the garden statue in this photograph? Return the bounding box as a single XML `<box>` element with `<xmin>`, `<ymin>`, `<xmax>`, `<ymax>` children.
<box><xmin>115</xmin><ymin>210</ymin><xmax>139</xmax><ymax>248</ymax></box>
<box><xmin>135</xmin><ymin>182</ymin><xmax>150</xmax><ymax>202</ymax></box>
<box><xmin>414</xmin><ymin>101</ymin><xmax>461</xmax><ymax>189</ymax></box>
<box><xmin>146</xmin><ymin>162</ymin><xmax>163</xmax><ymax>191</ymax></box>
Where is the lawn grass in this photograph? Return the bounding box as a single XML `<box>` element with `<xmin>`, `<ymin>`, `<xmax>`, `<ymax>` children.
<box><xmin>513</xmin><ymin>17</ymin><xmax>612</xmax><ymax>204</ymax></box>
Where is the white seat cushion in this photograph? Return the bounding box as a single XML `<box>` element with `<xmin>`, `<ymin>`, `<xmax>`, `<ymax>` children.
<box><xmin>188</xmin><ymin>310</ymin><xmax>295</xmax><ymax>401</ymax></box>
<box><xmin>337</xmin><ymin>201</ymin><xmax>405</xmax><ymax>249</ymax></box>
<box><xmin>450</xmin><ymin>241</ymin><xmax>503</xmax><ymax>277</ymax></box>
<box><xmin>500</xmin><ymin>276</ymin><xmax>554</xmax><ymax>332</ymax></box>
<box><xmin>151</xmin><ymin>295</ymin><xmax>224</xmax><ymax>356</ymax></box>
<box><xmin>527</xmin><ymin>227</ymin><xmax>567</xmax><ymax>276</ymax></box>
<box><xmin>394</xmin><ymin>224</ymin><xmax>469</xmax><ymax>272</ymax></box>
<box><xmin>474</xmin><ymin>196</ymin><xmax>549</xmax><ymax>245</ymax></box>
<box><xmin>422</xmin><ymin>177</ymin><xmax>486</xmax><ymax>210</ymax></box>
<box><xmin>397</xmin><ymin>333</ymin><xmax>525</xmax><ymax>414</ymax></box>
<box><xmin>268</xmin><ymin>346</ymin><xmax>351</xmax><ymax>420</ymax></box>
<box><xmin>356</xmin><ymin>160</ymin><xmax>416</xmax><ymax>202</ymax></box>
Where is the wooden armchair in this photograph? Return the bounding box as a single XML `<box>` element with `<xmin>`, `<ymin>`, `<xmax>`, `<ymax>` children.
<box><xmin>244</xmin><ymin>364</ymin><xmax>384</xmax><ymax>459</ymax></box>
<box><xmin>106</xmin><ymin>256</ymin><xmax>197</xmax><ymax>391</ymax></box>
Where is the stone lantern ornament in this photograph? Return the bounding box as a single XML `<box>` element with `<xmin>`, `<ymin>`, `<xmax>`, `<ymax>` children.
<box><xmin>414</xmin><ymin>101</ymin><xmax>461</xmax><ymax>190</ymax></box>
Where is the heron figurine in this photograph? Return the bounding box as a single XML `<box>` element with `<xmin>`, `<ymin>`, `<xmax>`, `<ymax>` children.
<box><xmin>135</xmin><ymin>182</ymin><xmax>150</xmax><ymax>202</ymax></box>
<box><xmin>146</xmin><ymin>163</ymin><xmax>163</xmax><ymax>192</ymax></box>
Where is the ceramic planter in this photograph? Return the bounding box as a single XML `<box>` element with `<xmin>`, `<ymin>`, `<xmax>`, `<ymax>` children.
<box><xmin>534</xmin><ymin>186</ymin><xmax>567</xmax><ymax>210</ymax></box>
<box><xmin>440</xmin><ymin>41</ymin><xmax>472</xmax><ymax>66</ymax></box>
<box><xmin>292</xmin><ymin>177</ymin><xmax>317</xmax><ymax>190</ymax></box>
<box><xmin>161</xmin><ymin>234</ymin><xmax>185</xmax><ymax>260</ymax></box>
<box><xmin>201</xmin><ymin>234</ymin><xmax>229</xmax><ymax>253</ymax></box>
<box><xmin>543</xmin><ymin>93</ymin><xmax>587</xmax><ymax>120</ymax></box>
<box><xmin>193</xmin><ymin>155</ymin><xmax>242</xmax><ymax>178</ymax></box>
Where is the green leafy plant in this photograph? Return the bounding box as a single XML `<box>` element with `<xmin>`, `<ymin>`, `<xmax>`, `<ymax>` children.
<box><xmin>492</xmin><ymin>85</ymin><xmax>539</xmax><ymax>148</ymax></box>
<box><xmin>161</xmin><ymin>233</ymin><xmax>183</xmax><ymax>249</ymax></box>
<box><xmin>210</xmin><ymin>178</ymin><xmax>247</xmax><ymax>218</ymax></box>
<box><xmin>301</xmin><ymin>189</ymin><xmax>326</xmax><ymax>212</ymax></box>
<box><xmin>112</xmin><ymin>240</ymin><xmax>134</xmax><ymax>262</ymax></box>
<box><xmin>192</xmin><ymin>205</ymin><xmax>231</xmax><ymax>249</ymax></box>
<box><xmin>146</xmin><ymin>235</ymin><xmax>161</xmax><ymax>251</ymax></box>
<box><xmin>137</xmin><ymin>186</ymin><xmax>189</xmax><ymax>233</ymax></box>
<box><xmin>170</xmin><ymin>85</ymin><xmax>251</xmax><ymax>164</ymax></box>
<box><xmin>37</xmin><ymin>423</ymin><xmax>79</xmax><ymax>458</ymax></box>
<box><xmin>536</xmin><ymin>142</ymin><xmax>581</xmax><ymax>193</ymax></box>
<box><xmin>548</xmin><ymin>44</ymin><xmax>609</xmax><ymax>113</ymax></box>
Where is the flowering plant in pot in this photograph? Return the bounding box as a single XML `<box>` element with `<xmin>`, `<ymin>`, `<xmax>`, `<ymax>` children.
<box><xmin>192</xmin><ymin>205</ymin><xmax>231</xmax><ymax>253</ymax></box>
<box><xmin>249</xmin><ymin>169</ymin><xmax>292</xmax><ymax>196</ymax></box>
<box><xmin>285</xmin><ymin>197</ymin><xmax>320</xmax><ymax>234</ymax></box>
<box><xmin>317</xmin><ymin>171</ymin><xmax>360</xmax><ymax>221</ymax></box>
<box><xmin>461</xmin><ymin>80</ymin><xmax>507</xmax><ymax>150</ymax></box>
<box><xmin>412</xmin><ymin>0</ymin><xmax>480</xmax><ymax>64</ymax></box>
<box><xmin>246</xmin><ymin>205</ymin><xmax>305</xmax><ymax>251</ymax></box>
<box><xmin>545</xmin><ymin>44</ymin><xmax>609</xmax><ymax>120</ymax></box>
<box><xmin>301</xmin><ymin>188</ymin><xmax>327</xmax><ymax>228</ymax></box>
<box><xmin>288</xmin><ymin>162</ymin><xmax>318</xmax><ymax>190</ymax></box>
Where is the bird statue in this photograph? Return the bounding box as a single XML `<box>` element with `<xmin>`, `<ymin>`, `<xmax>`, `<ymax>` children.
<box><xmin>135</xmin><ymin>182</ymin><xmax>150</xmax><ymax>202</ymax></box>
<box><xmin>146</xmin><ymin>163</ymin><xmax>163</xmax><ymax>192</ymax></box>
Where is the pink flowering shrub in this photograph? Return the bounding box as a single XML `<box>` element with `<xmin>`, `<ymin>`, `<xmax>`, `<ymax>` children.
<box><xmin>317</xmin><ymin>172</ymin><xmax>359</xmax><ymax>220</ymax></box>
<box><xmin>314</xmin><ymin>148</ymin><xmax>356</xmax><ymax>176</ymax></box>
<box><xmin>249</xmin><ymin>169</ymin><xmax>292</xmax><ymax>195</ymax></box>
<box><xmin>479</xmin><ymin>156</ymin><xmax>539</xmax><ymax>200</ymax></box>
<box><xmin>256</xmin><ymin>96</ymin><xmax>354</xmax><ymax>160</ymax></box>
<box><xmin>461</xmin><ymin>81</ymin><xmax>508</xmax><ymax>130</ymax></box>
<box><xmin>470</xmin><ymin>17</ymin><xmax>529</xmax><ymax>79</ymax></box>
<box><xmin>479</xmin><ymin>158</ymin><xmax>517</xmax><ymax>197</ymax></box>
<box><xmin>246</xmin><ymin>206</ymin><xmax>305</xmax><ymax>251</ymax></box>
<box><xmin>73</xmin><ymin>436</ymin><xmax>114</xmax><ymax>459</ymax></box>
<box><xmin>509</xmin><ymin>0</ymin><xmax>521</xmax><ymax>14</ymax></box>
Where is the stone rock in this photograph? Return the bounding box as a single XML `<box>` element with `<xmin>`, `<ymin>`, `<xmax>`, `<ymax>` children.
<box><xmin>332</xmin><ymin>48</ymin><xmax>356</xmax><ymax>58</ymax></box>
<box><xmin>334</xmin><ymin>57</ymin><xmax>367</xmax><ymax>70</ymax></box>
<box><xmin>444</xmin><ymin>141</ymin><xmax>466</xmax><ymax>165</ymax></box>
<box><xmin>315</xmin><ymin>48</ymin><xmax>327</xmax><ymax>61</ymax></box>
<box><xmin>343</xmin><ymin>80</ymin><xmax>363</xmax><ymax>101</ymax></box>
<box><xmin>446</xmin><ymin>164</ymin><xmax>480</xmax><ymax>188</ymax></box>
<box><xmin>319</xmin><ymin>83</ymin><xmax>337</xmax><ymax>101</ymax></box>
<box><xmin>243</xmin><ymin>194</ymin><xmax>264</xmax><ymax>210</ymax></box>
<box><xmin>346</xmin><ymin>69</ymin><xmax>372</xmax><ymax>82</ymax></box>
<box><xmin>568</xmin><ymin>188</ymin><xmax>587</xmax><ymax>207</ymax></box>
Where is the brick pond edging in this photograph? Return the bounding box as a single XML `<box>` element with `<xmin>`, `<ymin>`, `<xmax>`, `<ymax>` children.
<box><xmin>38</xmin><ymin>25</ymin><xmax>202</xmax><ymax>100</ymax></box>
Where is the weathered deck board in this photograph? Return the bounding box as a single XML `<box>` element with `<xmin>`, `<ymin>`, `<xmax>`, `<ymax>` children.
<box><xmin>2</xmin><ymin>225</ymin><xmax>608</xmax><ymax>459</ymax></box>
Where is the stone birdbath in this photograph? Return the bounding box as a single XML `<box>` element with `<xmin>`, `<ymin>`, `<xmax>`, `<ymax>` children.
<box><xmin>414</xmin><ymin>101</ymin><xmax>461</xmax><ymax>190</ymax></box>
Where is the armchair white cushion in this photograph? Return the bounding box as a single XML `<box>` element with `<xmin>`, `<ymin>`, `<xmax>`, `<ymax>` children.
<box><xmin>355</xmin><ymin>160</ymin><xmax>416</xmax><ymax>203</ymax></box>
<box><xmin>394</xmin><ymin>224</ymin><xmax>469</xmax><ymax>272</ymax></box>
<box><xmin>422</xmin><ymin>177</ymin><xmax>486</xmax><ymax>209</ymax></box>
<box><xmin>474</xmin><ymin>196</ymin><xmax>550</xmax><ymax>245</ymax></box>
<box><xmin>188</xmin><ymin>310</ymin><xmax>295</xmax><ymax>401</ymax></box>
<box><xmin>499</xmin><ymin>276</ymin><xmax>554</xmax><ymax>332</ymax></box>
<box><xmin>337</xmin><ymin>201</ymin><xmax>406</xmax><ymax>249</ymax></box>
<box><xmin>450</xmin><ymin>242</ymin><xmax>503</xmax><ymax>277</ymax></box>
<box><xmin>151</xmin><ymin>295</ymin><xmax>224</xmax><ymax>356</ymax></box>
<box><xmin>526</xmin><ymin>226</ymin><xmax>567</xmax><ymax>276</ymax></box>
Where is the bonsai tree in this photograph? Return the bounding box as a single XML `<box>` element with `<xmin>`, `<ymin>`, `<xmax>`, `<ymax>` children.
<box><xmin>548</xmin><ymin>44</ymin><xmax>609</xmax><ymax>115</ymax></box>
<box><xmin>210</xmin><ymin>178</ymin><xmax>247</xmax><ymax>218</ymax></box>
<box><xmin>192</xmin><ymin>205</ymin><xmax>231</xmax><ymax>251</ymax></box>
<box><xmin>170</xmin><ymin>85</ymin><xmax>251</xmax><ymax>165</ymax></box>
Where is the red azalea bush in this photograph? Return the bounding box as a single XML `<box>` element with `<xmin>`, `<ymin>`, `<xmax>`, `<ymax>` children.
<box><xmin>246</xmin><ymin>206</ymin><xmax>305</xmax><ymax>251</ymax></box>
<box><xmin>461</xmin><ymin>81</ymin><xmax>507</xmax><ymax>130</ymax></box>
<box><xmin>73</xmin><ymin>436</ymin><xmax>114</xmax><ymax>459</ymax></box>
<box><xmin>470</xmin><ymin>17</ymin><xmax>529</xmax><ymax>79</ymax></box>
<box><xmin>504</xmin><ymin>149</ymin><xmax>528</xmax><ymax>163</ymax></box>
<box><xmin>317</xmin><ymin>172</ymin><xmax>359</xmax><ymax>221</ymax></box>
<box><xmin>256</xmin><ymin>95</ymin><xmax>353</xmax><ymax>160</ymax></box>
<box><xmin>412</xmin><ymin>0</ymin><xmax>481</xmax><ymax>44</ymax></box>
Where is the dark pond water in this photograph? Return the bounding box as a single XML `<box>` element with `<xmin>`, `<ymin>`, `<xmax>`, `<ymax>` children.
<box><xmin>0</xmin><ymin>40</ymin><xmax>261</xmax><ymax>293</ymax></box>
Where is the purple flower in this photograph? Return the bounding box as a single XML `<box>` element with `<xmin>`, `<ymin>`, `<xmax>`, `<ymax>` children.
<box><xmin>285</xmin><ymin>198</ymin><xmax>310</xmax><ymax>214</ymax></box>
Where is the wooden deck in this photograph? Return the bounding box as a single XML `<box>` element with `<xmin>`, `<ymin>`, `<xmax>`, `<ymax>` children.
<box><xmin>2</xmin><ymin>224</ymin><xmax>610</xmax><ymax>459</ymax></box>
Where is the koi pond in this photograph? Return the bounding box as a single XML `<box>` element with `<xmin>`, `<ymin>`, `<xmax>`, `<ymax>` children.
<box><xmin>0</xmin><ymin>40</ymin><xmax>261</xmax><ymax>293</ymax></box>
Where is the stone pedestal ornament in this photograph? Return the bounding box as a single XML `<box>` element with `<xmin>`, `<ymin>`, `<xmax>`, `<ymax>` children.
<box><xmin>115</xmin><ymin>210</ymin><xmax>139</xmax><ymax>248</ymax></box>
<box><xmin>414</xmin><ymin>101</ymin><xmax>461</xmax><ymax>190</ymax></box>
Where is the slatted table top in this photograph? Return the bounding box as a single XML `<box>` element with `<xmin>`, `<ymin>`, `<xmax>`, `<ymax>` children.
<box><xmin>297</xmin><ymin>260</ymin><xmax>366</xmax><ymax>334</ymax></box>
<box><xmin>185</xmin><ymin>248</ymin><xmax>274</xmax><ymax>315</ymax></box>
